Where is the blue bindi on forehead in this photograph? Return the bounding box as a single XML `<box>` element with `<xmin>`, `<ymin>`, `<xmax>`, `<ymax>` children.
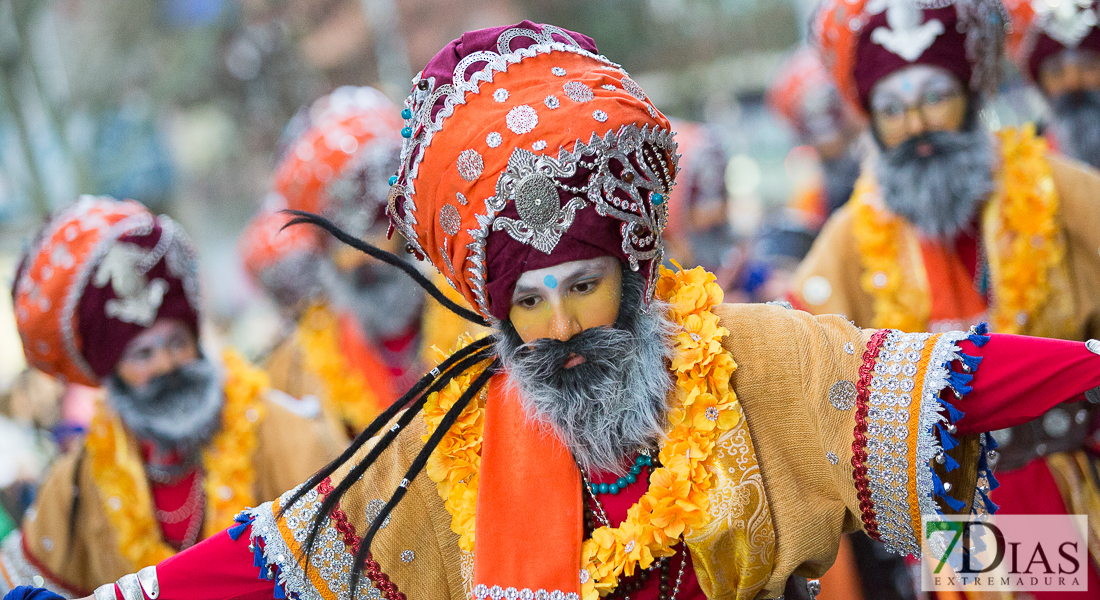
<box><xmin>900</xmin><ymin>77</ymin><xmax>915</xmax><ymax>93</ymax></box>
<box><xmin>544</xmin><ymin>274</ymin><xmax>558</xmax><ymax>289</ymax></box>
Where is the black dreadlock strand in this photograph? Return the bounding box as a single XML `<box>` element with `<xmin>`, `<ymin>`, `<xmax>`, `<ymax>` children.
<box><xmin>348</xmin><ymin>361</ymin><xmax>501</xmax><ymax>597</ymax></box>
<box><xmin>297</xmin><ymin>344</ymin><xmax>497</xmax><ymax>566</ymax></box>
<box><xmin>280</xmin><ymin>334</ymin><xmax>497</xmax><ymax>517</ymax></box>
<box><xmin>281</xmin><ymin>210</ymin><xmax>491</xmax><ymax>327</ymax></box>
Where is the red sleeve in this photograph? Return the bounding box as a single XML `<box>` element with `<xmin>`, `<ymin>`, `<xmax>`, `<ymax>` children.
<box><xmin>113</xmin><ymin>523</ymin><xmax>277</xmax><ymax>600</ymax></box>
<box><xmin>955</xmin><ymin>334</ymin><xmax>1100</xmax><ymax>435</ymax></box>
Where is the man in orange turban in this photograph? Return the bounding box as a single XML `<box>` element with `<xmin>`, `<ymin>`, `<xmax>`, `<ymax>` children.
<box><xmin>0</xmin><ymin>197</ymin><xmax>342</xmax><ymax>598</ymax></box>
<box><xmin>251</xmin><ymin>86</ymin><xmax>433</xmax><ymax>435</ymax></box>
<box><xmin>20</xmin><ymin>22</ymin><xmax>1100</xmax><ymax>600</ymax></box>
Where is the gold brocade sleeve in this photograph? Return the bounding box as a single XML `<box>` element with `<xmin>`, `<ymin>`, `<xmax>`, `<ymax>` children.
<box><xmin>712</xmin><ymin>304</ymin><xmax>990</xmax><ymax>598</ymax></box>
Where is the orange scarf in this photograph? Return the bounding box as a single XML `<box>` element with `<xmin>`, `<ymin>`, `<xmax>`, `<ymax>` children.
<box><xmin>473</xmin><ymin>375</ymin><xmax>582</xmax><ymax>597</ymax></box>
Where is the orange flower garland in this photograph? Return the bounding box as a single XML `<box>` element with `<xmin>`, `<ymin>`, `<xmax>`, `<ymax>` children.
<box><xmin>983</xmin><ymin>125</ymin><xmax>1062</xmax><ymax>334</ymax></box>
<box><xmin>853</xmin><ymin>126</ymin><xmax>1060</xmax><ymax>333</ymax></box>
<box><xmin>422</xmin><ymin>264</ymin><xmax>743</xmax><ymax>599</ymax></box>
<box><xmin>87</xmin><ymin>348</ymin><xmax>266</xmax><ymax>570</ymax></box>
<box><xmin>852</xmin><ymin>176</ymin><xmax>930</xmax><ymax>332</ymax></box>
<box><xmin>297</xmin><ymin>302</ymin><xmax>383</xmax><ymax>431</ymax></box>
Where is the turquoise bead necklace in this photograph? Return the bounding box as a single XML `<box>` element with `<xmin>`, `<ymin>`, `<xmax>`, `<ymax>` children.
<box><xmin>588</xmin><ymin>452</ymin><xmax>652</xmax><ymax>496</ymax></box>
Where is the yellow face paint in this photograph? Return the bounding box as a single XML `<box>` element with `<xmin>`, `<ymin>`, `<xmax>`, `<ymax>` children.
<box><xmin>508</xmin><ymin>257</ymin><xmax>622</xmax><ymax>344</ymax></box>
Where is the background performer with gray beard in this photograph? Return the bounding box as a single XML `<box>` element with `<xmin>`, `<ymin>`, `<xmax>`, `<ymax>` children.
<box><xmin>1006</xmin><ymin>0</ymin><xmax>1100</xmax><ymax>170</ymax></box>
<box><xmin>0</xmin><ymin>197</ymin><xmax>343</xmax><ymax>597</ymax></box>
<box><xmin>792</xmin><ymin>1</ymin><xmax>1100</xmax><ymax>597</ymax></box>
<box><xmin>246</xmin><ymin>86</ymin><xmax>448</xmax><ymax>437</ymax></box>
<box><xmin>20</xmin><ymin>21</ymin><xmax>1100</xmax><ymax>600</ymax></box>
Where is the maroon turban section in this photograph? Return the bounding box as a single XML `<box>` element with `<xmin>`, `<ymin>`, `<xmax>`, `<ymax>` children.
<box><xmin>76</xmin><ymin>223</ymin><xmax>200</xmax><ymax>380</ymax></box>
<box><xmin>854</xmin><ymin>7</ymin><xmax>973</xmax><ymax>108</ymax></box>
<box><xmin>1027</xmin><ymin>27</ymin><xmax>1100</xmax><ymax>83</ymax></box>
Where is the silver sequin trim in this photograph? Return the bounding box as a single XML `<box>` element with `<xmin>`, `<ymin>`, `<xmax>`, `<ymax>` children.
<box><xmin>473</xmin><ymin>584</ymin><xmax>578</xmax><ymax>600</ymax></box>
<box><xmin>0</xmin><ymin>532</ymin><xmax>74</xmax><ymax>597</ymax></box>
<box><xmin>506</xmin><ymin>105</ymin><xmax>539</xmax><ymax>134</ymax></box>
<box><xmin>563</xmin><ymin>81</ymin><xmax>593</xmax><ymax>103</ymax></box>
<box><xmin>457</xmin><ymin>149</ymin><xmax>485</xmax><ymax>182</ymax></box>
<box><xmin>440</xmin><ymin>204</ymin><xmax>462</xmax><ymax>236</ymax></box>
<box><xmin>365</xmin><ymin>498</ymin><xmax>393</xmax><ymax>529</ymax></box>
<box><xmin>828</xmin><ymin>380</ymin><xmax>857</xmax><ymax>411</ymax></box>
<box><xmin>866</xmin><ymin>331</ymin><xmax>933</xmax><ymax>556</ymax></box>
<box><xmin>249</xmin><ymin>490</ymin><xmax>385</xmax><ymax>600</ymax></box>
<box><xmin>621</xmin><ymin>77</ymin><xmax>646</xmax><ymax>100</ymax></box>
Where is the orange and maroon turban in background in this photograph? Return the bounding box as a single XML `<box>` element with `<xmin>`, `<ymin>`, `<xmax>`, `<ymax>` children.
<box><xmin>13</xmin><ymin>196</ymin><xmax>200</xmax><ymax>387</ymax></box>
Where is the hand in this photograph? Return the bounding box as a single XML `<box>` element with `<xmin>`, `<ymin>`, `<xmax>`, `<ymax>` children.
<box><xmin>3</xmin><ymin>586</ymin><xmax>66</xmax><ymax>600</ymax></box>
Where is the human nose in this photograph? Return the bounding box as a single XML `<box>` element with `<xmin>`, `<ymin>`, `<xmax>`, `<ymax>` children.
<box><xmin>1063</xmin><ymin>63</ymin><xmax>1085</xmax><ymax>92</ymax></box>
<box><xmin>547</xmin><ymin>301</ymin><xmax>583</xmax><ymax>342</ymax></box>
<box><xmin>903</xmin><ymin>105</ymin><xmax>927</xmax><ymax>138</ymax></box>
<box><xmin>147</xmin><ymin>347</ymin><xmax>178</xmax><ymax>379</ymax></box>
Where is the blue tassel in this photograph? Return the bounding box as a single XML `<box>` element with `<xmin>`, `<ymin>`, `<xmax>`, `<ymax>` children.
<box><xmin>978</xmin><ymin>488</ymin><xmax>1000</xmax><ymax>514</ymax></box>
<box><xmin>228</xmin><ymin>513</ymin><xmax>254</xmax><ymax>541</ymax></box>
<box><xmin>274</xmin><ymin>584</ymin><xmax>287</xmax><ymax>600</ymax></box>
<box><xmin>969</xmin><ymin>323</ymin><xmax>990</xmax><ymax>347</ymax></box>
<box><xmin>940</xmin><ymin>399</ymin><xmax>965</xmax><ymax>423</ymax></box>
<box><xmin>253</xmin><ymin>545</ymin><xmax>265</xmax><ymax>568</ymax></box>
<box><xmin>958</xmin><ymin>352</ymin><xmax>983</xmax><ymax>373</ymax></box>
<box><xmin>936</xmin><ymin>423</ymin><xmax>959</xmax><ymax>450</ymax></box>
<box><xmin>984</xmin><ymin>433</ymin><xmax>999</xmax><ymax>450</ymax></box>
<box><xmin>933</xmin><ymin>474</ymin><xmax>967</xmax><ymax>511</ymax></box>
<box><xmin>947</xmin><ymin>370</ymin><xmax>974</xmax><ymax>396</ymax></box>
<box><xmin>943</xmin><ymin>453</ymin><xmax>960</xmax><ymax>472</ymax></box>
<box><xmin>986</xmin><ymin>469</ymin><xmax>1000</xmax><ymax>491</ymax></box>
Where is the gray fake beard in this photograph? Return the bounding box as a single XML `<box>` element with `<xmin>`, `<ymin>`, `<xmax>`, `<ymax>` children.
<box><xmin>496</xmin><ymin>271</ymin><xmax>675</xmax><ymax>476</ymax></box>
<box><xmin>874</xmin><ymin>128</ymin><xmax>995</xmax><ymax>239</ymax></box>
<box><xmin>318</xmin><ymin>258</ymin><xmax>425</xmax><ymax>339</ymax></box>
<box><xmin>106</xmin><ymin>358</ymin><xmax>225</xmax><ymax>455</ymax></box>
<box><xmin>1050</xmin><ymin>90</ymin><xmax>1100</xmax><ymax>170</ymax></box>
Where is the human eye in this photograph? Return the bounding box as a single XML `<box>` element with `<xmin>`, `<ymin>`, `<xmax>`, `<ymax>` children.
<box><xmin>875</xmin><ymin>101</ymin><xmax>905</xmax><ymax>118</ymax></box>
<box><xmin>572</xmin><ymin>277</ymin><xmax>601</xmax><ymax>294</ymax></box>
<box><xmin>514</xmin><ymin>294</ymin><xmax>541</xmax><ymax>309</ymax></box>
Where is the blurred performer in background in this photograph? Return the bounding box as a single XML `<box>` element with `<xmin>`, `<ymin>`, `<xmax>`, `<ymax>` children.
<box><xmin>794</xmin><ymin>1</ymin><xmax>1100</xmax><ymax>595</ymax></box>
<box><xmin>21</xmin><ymin>21</ymin><xmax>1100</xmax><ymax>600</ymax></box>
<box><xmin>259</xmin><ymin>86</ymin><xmax>428</xmax><ymax>435</ymax></box>
<box><xmin>0</xmin><ymin>196</ymin><xmax>342</xmax><ymax>597</ymax></box>
<box><xmin>1005</xmin><ymin>0</ymin><xmax>1100</xmax><ymax>169</ymax></box>
<box><xmin>767</xmin><ymin>46</ymin><xmax>865</xmax><ymax>229</ymax></box>
<box><xmin>663</xmin><ymin>119</ymin><xmax>732</xmax><ymax>273</ymax></box>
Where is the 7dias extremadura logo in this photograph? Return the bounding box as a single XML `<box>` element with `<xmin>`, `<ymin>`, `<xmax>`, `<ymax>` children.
<box><xmin>922</xmin><ymin>515</ymin><xmax>1088</xmax><ymax>592</ymax></box>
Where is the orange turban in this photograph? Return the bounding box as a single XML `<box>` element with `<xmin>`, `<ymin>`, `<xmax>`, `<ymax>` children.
<box><xmin>386</xmin><ymin>21</ymin><xmax>678</xmax><ymax>321</ymax></box>
<box><xmin>274</xmin><ymin>86</ymin><xmax>403</xmax><ymax>234</ymax></box>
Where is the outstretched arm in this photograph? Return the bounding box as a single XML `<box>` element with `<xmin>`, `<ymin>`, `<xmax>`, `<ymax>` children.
<box><xmin>954</xmin><ymin>333</ymin><xmax>1100</xmax><ymax>435</ymax></box>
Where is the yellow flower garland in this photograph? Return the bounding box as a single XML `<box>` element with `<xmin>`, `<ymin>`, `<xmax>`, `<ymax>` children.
<box><xmin>853</xmin><ymin>125</ymin><xmax>1060</xmax><ymax>333</ymax></box>
<box><xmin>297</xmin><ymin>302</ymin><xmax>383</xmax><ymax>431</ymax></box>
<box><xmin>422</xmin><ymin>264</ymin><xmax>742</xmax><ymax>599</ymax></box>
<box><xmin>984</xmin><ymin>125</ymin><xmax>1063</xmax><ymax>334</ymax></box>
<box><xmin>851</xmin><ymin>176</ymin><xmax>929</xmax><ymax>332</ymax></box>
<box><xmin>87</xmin><ymin>348</ymin><xmax>266</xmax><ymax>569</ymax></box>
